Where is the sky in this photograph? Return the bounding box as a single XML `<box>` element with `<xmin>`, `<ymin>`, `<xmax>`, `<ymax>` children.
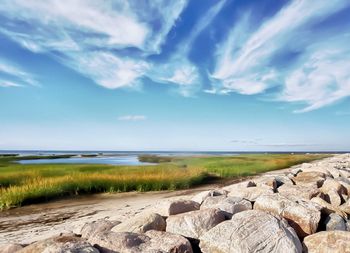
<box><xmin>0</xmin><ymin>0</ymin><xmax>350</xmax><ymax>151</ymax></box>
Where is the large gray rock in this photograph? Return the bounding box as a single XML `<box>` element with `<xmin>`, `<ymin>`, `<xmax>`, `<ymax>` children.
<box><xmin>253</xmin><ymin>176</ymin><xmax>277</xmax><ymax>190</ymax></box>
<box><xmin>199</xmin><ymin>210</ymin><xmax>302</xmax><ymax>253</ymax></box>
<box><xmin>278</xmin><ymin>184</ymin><xmax>320</xmax><ymax>201</ymax></box>
<box><xmin>321</xmin><ymin>178</ymin><xmax>347</xmax><ymax>196</ymax></box>
<box><xmin>323</xmin><ymin>213</ymin><xmax>347</xmax><ymax>231</ymax></box>
<box><xmin>303</xmin><ymin>231</ymin><xmax>350</xmax><ymax>253</ymax></box>
<box><xmin>227</xmin><ymin>186</ymin><xmax>274</xmax><ymax>201</ymax></box>
<box><xmin>292</xmin><ymin>171</ymin><xmax>326</xmax><ymax>188</ymax></box>
<box><xmin>222</xmin><ymin>181</ymin><xmax>256</xmax><ymax>192</ymax></box>
<box><xmin>324</xmin><ymin>189</ymin><xmax>342</xmax><ymax>207</ymax></box>
<box><xmin>88</xmin><ymin>230</ymin><xmax>192</xmax><ymax>253</ymax></box>
<box><xmin>311</xmin><ymin>197</ymin><xmax>347</xmax><ymax>218</ymax></box>
<box><xmin>80</xmin><ymin>219</ymin><xmax>120</xmax><ymax>239</ymax></box>
<box><xmin>143</xmin><ymin>230</ymin><xmax>193</xmax><ymax>253</ymax></box>
<box><xmin>18</xmin><ymin>235</ymin><xmax>99</xmax><ymax>253</ymax></box>
<box><xmin>166</xmin><ymin>208</ymin><xmax>225</xmax><ymax>239</ymax></box>
<box><xmin>0</xmin><ymin>244</ymin><xmax>23</xmax><ymax>253</ymax></box>
<box><xmin>200</xmin><ymin>195</ymin><xmax>252</xmax><ymax>218</ymax></box>
<box><xmin>111</xmin><ymin>212</ymin><xmax>165</xmax><ymax>233</ymax></box>
<box><xmin>156</xmin><ymin>200</ymin><xmax>200</xmax><ymax>216</ymax></box>
<box><xmin>254</xmin><ymin>194</ymin><xmax>321</xmax><ymax>237</ymax></box>
<box><xmin>191</xmin><ymin>189</ymin><xmax>228</xmax><ymax>204</ymax></box>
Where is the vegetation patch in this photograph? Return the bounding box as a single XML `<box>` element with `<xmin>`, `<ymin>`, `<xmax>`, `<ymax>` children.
<box><xmin>0</xmin><ymin>153</ymin><xmax>330</xmax><ymax>209</ymax></box>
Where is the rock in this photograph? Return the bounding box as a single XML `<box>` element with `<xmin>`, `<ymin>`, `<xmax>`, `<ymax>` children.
<box><xmin>339</xmin><ymin>169</ymin><xmax>350</xmax><ymax>178</ymax></box>
<box><xmin>88</xmin><ymin>230</ymin><xmax>193</xmax><ymax>253</ymax></box>
<box><xmin>191</xmin><ymin>189</ymin><xmax>228</xmax><ymax>204</ymax></box>
<box><xmin>0</xmin><ymin>243</ymin><xmax>23</xmax><ymax>253</ymax></box>
<box><xmin>253</xmin><ymin>176</ymin><xmax>277</xmax><ymax>190</ymax></box>
<box><xmin>157</xmin><ymin>200</ymin><xmax>200</xmax><ymax>216</ymax></box>
<box><xmin>321</xmin><ymin>178</ymin><xmax>347</xmax><ymax>195</ymax></box>
<box><xmin>80</xmin><ymin>219</ymin><xmax>120</xmax><ymax>239</ymax></box>
<box><xmin>290</xmin><ymin>168</ymin><xmax>302</xmax><ymax>176</ymax></box>
<box><xmin>311</xmin><ymin>197</ymin><xmax>347</xmax><ymax>218</ymax></box>
<box><xmin>199</xmin><ymin>210</ymin><xmax>302</xmax><ymax>253</ymax></box>
<box><xmin>274</xmin><ymin>175</ymin><xmax>294</xmax><ymax>186</ymax></box>
<box><xmin>166</xmin><ymin>208</ymin><xmax>225</xmax><ymax>239</ymax></box>
<box><xmin>18</xmin><ymin>235</ymin><xmax>98</xmax><ymax>253</ymax></box>
<box><xmin>323</xmin><ymin>213</ymin><xmax>347</xmax><ymax>231</ymax></box>
<box><xmin>324</xmin><ymin>189</ymin><xmax>342</xmax><ymax>207</ymax></box>
<box><xmin>327</xmin><ymin>167</ymin><xmax>341</xmax><ymax>178</ymax></box>
<box><xmin>88</xmin><ymin>231</ymin><xmax>147</xmax><ymax>252</ymax></box>
<box><xmin>143</xmin><ymin>230</ymin><xmax>193</xmax><ymax>253</ymax></box>
<box><xmin>341</xmin><ymin>199</ymin><xmax>350</xmax><ymax>215</ymax></box>
<box><xmin>254</xmin><ymin>194</ymin><xmax>321</xmax><ymax>237</ymax></box>
<box><xmin>292</xmin><ymin>171</ymin><xmax>326</xmax><ymax>188</ymax></box>
<box><xmin>336</xmin><ymin>177</ymin><xmax>350</xmax><ymax>195</ymax></box>
<box><xmin>200</xmin><ymin>195</ymin><xmax>252</xmax><ymax>218</ymax></box>
<box><xmin>227</xmin><ymin>186</ymin><xmax>274</xmax><ymax>201</ymax></box>
<box><xmin>222</xmin><ymin>180</ymin><xmax>255</xmax><ymax>192</ymax></box>
<box><xmin>278</xmin><ymin>184</ymin><xmax>320</xmax><ymax>201</ymax></box>
<box><xmin>111</xmin><ymin>212</ymin><xmax>165</xmax><ymax>233</ymax></box>
<box><xmin>303</xmin><ymin>231</ymin><xmax>350</xmax><ymax>253</ymax></box>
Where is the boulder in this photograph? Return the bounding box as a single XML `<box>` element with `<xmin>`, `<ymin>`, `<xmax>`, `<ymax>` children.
<box><xmin>336</xmin><ymin>177</ymin><xmax>350</xmax><ymax>195</ymax></box>
<box><xmin>254</xmin><ymin>194</ymin><xmax>321</xmax><ymax>237</ymax></box>
<box><xmin>339</xmin><ymin>169</ymin><xmax>350</xmax><ymax>178</ymax></box>
<box><xmin>18</xmin><ymin>235</ymin><xmax>98</xmax><ymax>253</ymax></box>
<box><xmin>292</xmin><ymin>171</ymin><xmax>326</xmax><ymax>188</ymax></box>
<box><xmin>311</xmin><ymin>197</ymin><xmax>347</xmax><ymax>218</ymax></box>
<box><xmin>327</xmin><ymin>167</ymin><xmax>341</xmax><ymax>178</ymax></box>
<box><xmin>156</xmin><ymin>200</ymin><xmax>200</xmax><ymax>216</ymax></box>
<box><xmin>341</xmin><ymin>199</ymin><xmax>350</xmax><ymax>215</ymax></box>
<box><xmin>80</xmin><ymin>219</ymin><xmax>120</xmax><ymax>239</ymax></box>
<box><xmin>227</xmin><ymin>186</ymin><xmax>274</xmax><ymax>201</ymax></box>
<box><xmin>323</xmin><ymin>213</ymin><xmax>347</xmax><ymax>231</ymax></box>
<box><xmin>111</xmin><ymin>212</ymin><xmax>165</xmax><ymax>233</ymax></box>
<box><xmin>0</xmin><ymin>243</ymin><xmax>23</xmax><ymax>253</ymax></box>
<box><xmin>142</xmin><ymin>230</ymin><xmax>193</xmax><ymax>253</ymax></box>
<box><xmin>191</xmin><ymin>189</ymin><xmax>228</xmax><ymax>204</ymax></box>
<box><xmin>324</xmin><ymin>189</ymin><xmax>342</xmax><ymax>207</ymax></box>
<box><xmin>222</xmin><ymin>181</ymin><xmax>255</xmax><ymax>192</ymax></box>
<box><xmin>278</xmin><ymin>184</ymin><xmax>320</xmax><ymax>201</ymax></box>
<box><xmin>303</xmin><ymin>231</ymin><xmax>350</xmax><ymax>253</ymax></box>
<box><xmin>321</xmin><ymin>178</ymin><xmax>347</xmax><ymax>195</ymax></box>
<box><xmin>166</xmin><ymin>208</ymin><xmax>225</xmax><ymax>239</ymax></box>
<box><xmin>274</xmin><ymin>175</ymin><xmax>294</xmax><ymax>186</ymax></box>
<box><xmin>253</xmin><ymin>176</ymin><xmax>277</xmax><ymax>190</ymax></box>
<box><xmin>200</xmin><ymin>195</ymin><xmax>252</xmax><ymax>218</ymax></box>
<box><xmin>290</xmin><ymin>168</ymin><xmax>302</xmax><ymax>176</ymax></box>
<box><xmin>88</xmin><ymin>230</ymin><xmax>193</xmax><ymax>253</ymax></box>
<box><xmin>199</xmin><ymin>210</ymin><xmax>302</xmax><ymax>253</ymax></box>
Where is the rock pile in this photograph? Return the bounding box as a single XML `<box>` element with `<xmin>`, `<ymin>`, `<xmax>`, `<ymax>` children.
<box><xmin>1</xmin><ymin>154</ymin><xmax>350</xmax><ymax>253</ymax></box>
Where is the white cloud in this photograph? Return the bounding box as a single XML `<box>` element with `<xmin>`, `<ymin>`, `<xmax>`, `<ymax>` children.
<box><xmin>0</xmin><ymin>80</ymin><xmax>22</xmax><ymax>87</ymax></box>
<box><xmin>149</xmin><ymin>0</ymin><xmax>226</xmax><ymax>96</ymax></box>
<box><xmin>67</xmin><ymin>52</ymin><xmax>149</xmax><ymax>89</ymax></box>
<box><xmin>211</xmin><ymin>0</ymin><xmax>350</xmax><ymax>111</ymax></box>
<box><xmin>0</xmin><ymin>58</ymin><xmax>37</xmax><ymax>87</ymax></box>
<box><xmin>0</xmin><ymin>0</ymin><xmax>187</xmax><ymax>89</ymax></box>
<box><xmin>118</xmin><ymin>115</ymin><xmax>147</xmax><ymax>121</ymax></box>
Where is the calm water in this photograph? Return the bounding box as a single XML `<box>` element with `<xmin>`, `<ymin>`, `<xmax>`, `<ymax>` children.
<box><xmin>17</xmin><ymin>155</ymin><xmax>153</xmax><ymax>166</ymax></box>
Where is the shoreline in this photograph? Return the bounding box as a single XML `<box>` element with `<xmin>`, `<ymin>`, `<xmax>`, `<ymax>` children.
<box><xmin>0</xmin><ymin>154</ymin><xmax>338</xmax><ymax>244</ymax></box>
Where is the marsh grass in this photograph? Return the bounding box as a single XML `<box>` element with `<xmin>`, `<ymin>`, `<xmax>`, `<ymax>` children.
<box><xmin>0</xmin><ymin>154</ymin><xmax>329</xmax><ymax>209</ymax></box>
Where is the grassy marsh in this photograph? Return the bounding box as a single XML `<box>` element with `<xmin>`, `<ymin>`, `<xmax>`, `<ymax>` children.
<box><xmin>0</xmin><ymin>153</ymin><xmax>330</xmax><ymax>209</ymax></box>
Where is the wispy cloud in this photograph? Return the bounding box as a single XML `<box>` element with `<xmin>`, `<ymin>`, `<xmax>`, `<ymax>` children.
<box><xmin>0</xmin><ymin>80</ymin><xmax>22</xmax><ymax>87</ymax></box>
<box><xmin>148</xmin><ymin>0</ymin><xmax>226</xmax><ymax>96</ymax></box>
<box><xmin>0</xmin><ymin>58</ymin><xmax>37</xmax><ymax>87</ymax></box>
<box><xmin>0</xmin><ymin>0</ymin><xmax>188</xmax><ymax>89</ymax></box>
<box><xmin>118</xmin><ymin>115</ymin><xmax>147</xmax><ymax>121</ymax></box>
<box><xmin>211</xmin><ymin>0</ymin><xmax>350</xmax><ymax>112</ymax></box>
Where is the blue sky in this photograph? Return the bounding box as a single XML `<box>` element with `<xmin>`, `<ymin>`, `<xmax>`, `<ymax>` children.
<box><xmin>0</xmin><ymin>0</ymin><xmax>350</xmax><ymax>151</ymax></box>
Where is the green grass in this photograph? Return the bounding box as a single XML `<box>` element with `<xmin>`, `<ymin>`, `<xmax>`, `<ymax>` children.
<box><xmin>0</xmin><ymin>153</ymin><xmax>330</xmax><ymax>209</ymax></box>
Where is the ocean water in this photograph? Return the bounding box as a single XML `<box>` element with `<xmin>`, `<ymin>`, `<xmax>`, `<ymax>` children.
<box><xmin>17</xmin><ymin>155</ymin><xmax>153</xmax><ymax>166</ymax></box>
